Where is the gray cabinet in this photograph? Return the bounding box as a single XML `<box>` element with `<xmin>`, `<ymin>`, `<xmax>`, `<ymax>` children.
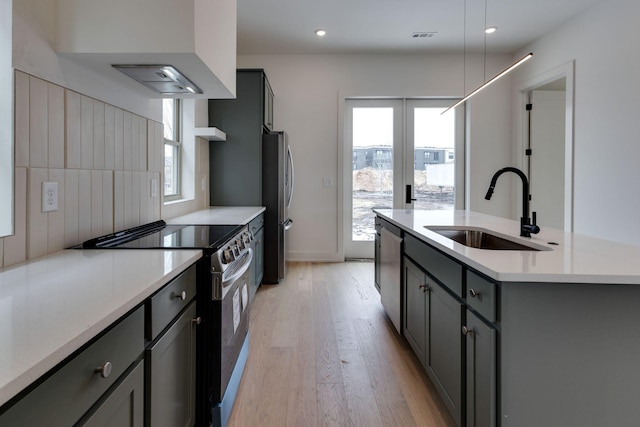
<box><xmin>0</xmin><ymin>265</ymin><xmax>199</xmax><ymax>427</ymax></box>
<box><xmin>146</xmin><ymin>265</ymin><xmax>197</xmax><ymax>427</ymax></box>
<box><xmin>248</xmin><ymin>213</ymin><xmax>265</xmax><ymax>301</ymax></box>
<box><xmin>78</xmin><ymin>360</ymin><xmax>145</xmax><ymax>427</ymax></box>
<box><xmin>403</xmin><ymin>231</ymin><xmax>465</xmax><ymax>427</ymax></box>
<box><xmin>374</xmin><ymin>223</ymin><xmax>381</xmax><ymax>292</ymax></box>
<box><xmin>264</xmin><ymin>76</ymin><xmax>274</xmax><ymax>131</ymax></box>
<box><xmin>209</xmin><ymin>69</ymin><xmax>273</xmax><ymax>206</ymax></box>
<box><xmin>146</xmin><ymin>302</ymin><xmax>197</xmax><ymax>427</ymax></box>
<box><xmin>0</xmin><ymin>307</ymin><xmax>144</xmax><ymax>427</ymax></box>
<box><xmin>428</xmin><ymin>278</ymin><xmax>463</xmax><ymax>427</ymax></box>
<box><xmin>464</xmin><ymin>311</ymin><xmax>497</xmax><ymax>427</ymax></box>
<box><xmin>403</xmin><ymin>257</ymin><xmax>428</xmax><ymax>365</ymax></box>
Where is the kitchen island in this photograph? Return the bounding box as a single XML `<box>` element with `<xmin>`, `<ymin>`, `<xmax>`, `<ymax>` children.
<box><xmin>375</xmin><ymin>209</ymin><xmax>640</xmax><ymax>427</ymax></box>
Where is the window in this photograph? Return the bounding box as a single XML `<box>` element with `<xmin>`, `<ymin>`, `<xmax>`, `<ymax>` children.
<box><xmin>163</xmin><ymin>99</ymin><xmax>181</xmax><ymax>199</ymax></box>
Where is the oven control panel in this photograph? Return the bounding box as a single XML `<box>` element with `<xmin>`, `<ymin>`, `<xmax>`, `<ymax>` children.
<box><xmin>216</xmin><ymin>227</ymin><xmax>253</xmax><ymax>267</ymax></box>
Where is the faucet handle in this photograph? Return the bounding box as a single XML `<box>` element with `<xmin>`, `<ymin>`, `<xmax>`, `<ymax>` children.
<box><xmin>530</xmin><ymin>212</ymin><xmax>540</xmax><ymax>234</ymax></box>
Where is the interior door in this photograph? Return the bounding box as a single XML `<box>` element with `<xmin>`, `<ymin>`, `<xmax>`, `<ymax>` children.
<box><xmin>529</xmin><ymin>90</ymin><xmax>566</xmax><ymax>230</ymax></box>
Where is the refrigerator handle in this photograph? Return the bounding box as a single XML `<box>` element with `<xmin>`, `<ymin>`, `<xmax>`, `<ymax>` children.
<box><xmin>286</xmin><ymin>145</ymin><xmax>294</xmax><ymax>209</ymax></box>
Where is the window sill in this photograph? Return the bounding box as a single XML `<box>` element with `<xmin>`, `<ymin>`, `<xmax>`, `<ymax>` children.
<box><xmin>163</xmin><ymin>197</ymin><xmax>195</xmax><ymax>206</ymax></box>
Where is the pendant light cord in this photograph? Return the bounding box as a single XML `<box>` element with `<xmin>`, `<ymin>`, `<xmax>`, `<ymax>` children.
<box><xmin>463</xmin><ymin>0</ymin><xmax>467</xmax><ymax>97</ymax></box>
<box><xmin>483</xmin><ymin>0</ymin><xmax>488</xmax><ymax>81</ymax></box>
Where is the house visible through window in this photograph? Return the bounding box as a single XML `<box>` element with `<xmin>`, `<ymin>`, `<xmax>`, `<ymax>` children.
<box><xmin>163</xmin><ymin>99</ymin><xmax>181</xmax><ymax>199</ymax></box>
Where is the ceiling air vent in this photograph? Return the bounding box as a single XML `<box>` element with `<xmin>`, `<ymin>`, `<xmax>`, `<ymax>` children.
<box><xmin>411</xmin><ymin>32</ymin><xmax>437</xmax><ymax>39</ymax></box>
<box><xmin>112</xmin><ymin>65</ymin><xmax>203</xmax><ymax>95</ymax></box>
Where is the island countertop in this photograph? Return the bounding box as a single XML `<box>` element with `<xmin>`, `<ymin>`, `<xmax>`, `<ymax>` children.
<box><xmin>374</xmin><ymin>209</ymin><xmax>640</xmax><ymax>284</ymax></box>
<box><xmin>0</xmin><ymin>248</ymin><xmax>202</xmax><ymax>407</ymax></box>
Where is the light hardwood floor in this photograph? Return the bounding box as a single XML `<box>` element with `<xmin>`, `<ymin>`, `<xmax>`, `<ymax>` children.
<box><xmin>228</xmin><ymin>262</ymin><xmax>457</xmax><ymax>427</ymax></box>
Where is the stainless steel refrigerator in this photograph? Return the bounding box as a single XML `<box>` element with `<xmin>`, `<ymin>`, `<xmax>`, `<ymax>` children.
<box><xmin>262</xmin><ymin>131</ymin><xmax>294</xmax><ymax>283</ymax></box>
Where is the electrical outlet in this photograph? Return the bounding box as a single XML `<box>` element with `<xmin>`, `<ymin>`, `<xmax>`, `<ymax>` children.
<box><xmin>323</xmin><ymin>177</ymin><xmax>333</xmax><ymax>188</ymax></box>
<box><xmin>42</xmin><ymin>182</ymin><xmax>59</xmax><ymax>212</ymax></box>
<box><xmin>151</xmin><ymin>178</ymin><xmax>158</xmax><ymax>198</ymax></box>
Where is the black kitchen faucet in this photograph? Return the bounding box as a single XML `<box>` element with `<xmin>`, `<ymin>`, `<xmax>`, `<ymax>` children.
<box><xmin>485</xmin><ymin>167</ymin><xmax>540</xmax><ymax>237</ymax></box>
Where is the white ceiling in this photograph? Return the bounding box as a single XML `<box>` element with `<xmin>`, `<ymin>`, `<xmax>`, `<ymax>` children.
<box><xmin>237</xmin><ymin>0</ymin><xmax>603</xmax><ymax>55</ymax></box>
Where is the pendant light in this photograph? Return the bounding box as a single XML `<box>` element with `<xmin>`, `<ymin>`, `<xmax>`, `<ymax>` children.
<box><xmin>441</xmin><ymin>0</ymin><xmax>533</xmax><ymax>115</ymax></box>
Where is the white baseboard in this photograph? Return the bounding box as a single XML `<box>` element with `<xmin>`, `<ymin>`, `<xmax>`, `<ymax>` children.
<box><xmin>286</xmin><ymin>251</ymin><xmax>343</xmax><ymax>262</ymax></box>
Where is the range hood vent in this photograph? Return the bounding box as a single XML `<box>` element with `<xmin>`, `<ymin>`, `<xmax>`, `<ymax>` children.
<box><xmin>112</xmin><ymin>65</ymin><xmax>203</xmax><ymax>95</ymax></box>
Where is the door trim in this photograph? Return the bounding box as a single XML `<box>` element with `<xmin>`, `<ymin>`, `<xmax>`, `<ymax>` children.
<box><xmin>516</xmin><ymin>60</ymin><xmax>575</xmax><ymax>231</ymax></box>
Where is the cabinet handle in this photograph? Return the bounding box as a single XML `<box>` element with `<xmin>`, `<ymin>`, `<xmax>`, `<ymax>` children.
<box><xmin>174</xmin><ymin>291</ymin><xmax>187</xmax><ymax>301</ymax></box>
<box><xmin>462</xmin><ymin>326</ymin><xmax>474</xmax><ymax>336</ymax></box>
<box><xmin>95</xmin><ymin>361</ymin><xmax>112</xmax><ymax>378</ymax></box>
<box><xmin>192</xmin><ymin>317</ymin><xmax>202</xmax><ymax>325</ymax></box>
<box><xmin>419</xmin><ymin>284</ymin><xmax>430</xmax><ymax>293</ymax></box>
<box><xmin>469</xmin><ymin>288</ymin><xmax>480</xmax><ymax>298</ymax></box>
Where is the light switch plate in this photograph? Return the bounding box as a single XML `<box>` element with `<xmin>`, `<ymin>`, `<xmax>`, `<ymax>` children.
<box><xmin>42</xmin><ymin>182</ymin><xmax>59</xmax><ymax>212</ymax></box>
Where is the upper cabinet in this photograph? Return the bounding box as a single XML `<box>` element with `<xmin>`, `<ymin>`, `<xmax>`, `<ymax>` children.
<box><xmin>55</xmin><ymin>0</ymin><xmax>237</xmax><ymax>99</ymax></box>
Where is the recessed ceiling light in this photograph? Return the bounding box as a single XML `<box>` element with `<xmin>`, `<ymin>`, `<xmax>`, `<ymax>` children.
<box><xmin>315</xmin><ymin>29</ymin><xmax>327</xmax><ymax>37</ymax></box>
<box><xmin>485</xmin><ymin>26</ymin><xmax>498</xmax><ymax>34</ymax></box>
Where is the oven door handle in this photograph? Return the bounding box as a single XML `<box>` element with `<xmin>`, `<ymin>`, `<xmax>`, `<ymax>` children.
<box><xmin>222</xmin><ymin>248</ymin><xmax>253</xmax><ymax>287</ymax></box>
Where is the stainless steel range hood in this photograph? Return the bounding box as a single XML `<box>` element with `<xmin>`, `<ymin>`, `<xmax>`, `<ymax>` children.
<box><xmin>112</xmin><ymin>65</ymin><xmax>203</xmax><ymax>95</ymax></box>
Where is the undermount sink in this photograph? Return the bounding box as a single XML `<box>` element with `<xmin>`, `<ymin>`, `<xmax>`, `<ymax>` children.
<box><xmin>425</xmin><ymin>226</ymin><xmax>551</xmax><ymax>251</ymax></box>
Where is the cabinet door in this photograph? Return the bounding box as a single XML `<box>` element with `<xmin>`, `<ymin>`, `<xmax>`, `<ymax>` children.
<box><xmin>465</xmin><ymin>311</ymin><xmax>497</xmax><ymax>427</ymax></box>
<box><xmin>428</xmin><ymin>279</ymin><xmax>463</xmax><ymax>427</ymax></box>
<box><xmin>374</xmin><ymin>230</ymin><xmax>381</xmax><ymax>293</ymax></box>
<box><xmin>146</xmin><ymin>302</ymin><xmax>197</xmax><ymax>427</ymax></box>
<box><xmin>79</xmin><ymin>360</ymin><xmax>144</xmax><ymax>427</ymax></box>
<box><xmin>403</xmin><ymin>257</ymin><xmax>428</xmax><ymax>367</ymax></box>
<box><xmin>255</xmin><ymin>226</ymin><xmax>264</xmax><ymax>288</ymax></box>
<box><xmin>263</xmin><ymin>76</ymin><xmax>274</xmax><ymax>130</ymax></box>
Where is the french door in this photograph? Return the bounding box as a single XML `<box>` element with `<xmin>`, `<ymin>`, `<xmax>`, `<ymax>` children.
<box><xmin>344</xmin><ymin>98</ymin><xmax>464</xmax><ymax>259</ymax></box>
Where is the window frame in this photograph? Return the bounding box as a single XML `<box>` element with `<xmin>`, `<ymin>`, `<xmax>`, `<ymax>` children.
<box><xmin>163</xmin><ymin>98</ymin><xmax>182</xmax><ymax>201</ymax></box>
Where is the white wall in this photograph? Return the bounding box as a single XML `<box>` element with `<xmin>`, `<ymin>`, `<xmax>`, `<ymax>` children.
<box><xmin>12</xmin><ymin>0</ymin><xmax>160</xmax><ymax>120</ymax></box>
<box><xmin>512</xmin><ymin>0</ymin><xmax>640</xmax><ymax>245</ymax></box>
<box><xmin>238</xmin><ymin>53</ymin><xmax>514</xmax><ymax>261</ymax></box>
<box><xmin>0</xmin><ymin>0</ymin><xmax>12</xmax><ymax>239</ymax></box>
<box><xmin>1</xmin><ymin>4</ymin><xmax>210</xmax><ymax>268</ymax></box>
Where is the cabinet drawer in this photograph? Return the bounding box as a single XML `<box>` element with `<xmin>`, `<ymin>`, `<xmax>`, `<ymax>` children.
<box><xmin>466</xmin><ymin>270</ymin><xmax>497</xmax><ymax>322</ymax></box>
<box><xmin>148</xmin><ymin>264</ymin><xmax>197</xmax><ymax>340</ymax></box>
<box><xmin>0</xmin><ymin>307</ymin><xmax>144</xmax><ymax>427</ymax></box>
<box><xmin>405</xmin><ymin>233</ymin><xmax>462</xmax><ymax>296</ymax></box>
<box><xmin>248</xmin><ymin>213</ymin><xmax>264</xmax><ymax>235</ymax></box>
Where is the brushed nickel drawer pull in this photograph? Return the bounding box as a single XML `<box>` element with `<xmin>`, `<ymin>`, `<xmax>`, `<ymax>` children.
<box><xmin>469</xmin><ymin>288</ymin><xmax>481</xmax><ymax>298</ymax></box>
<box><xmin>192</xmin><ymin>317</ymin><xmax>202</xmax><ymax>325</ymax></box>
<box><xmin>462</xmin><ymin>326</ymin><xmax>474</xmax><ymax>336</ymax></box>
<box><xmin>174</xmin><ymin>291</ymin><xmax>187</xmax><ymax>301</ymax></box>
<box><xmin>95</xmin><ymin>361</ymin><xmax>112</xmax><ymax>378</ymax></box>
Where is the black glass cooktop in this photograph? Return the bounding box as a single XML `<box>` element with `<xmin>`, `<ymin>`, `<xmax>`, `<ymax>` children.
<box><xmin>79</xmin><ymin>220</ymin><xmax>242</xmax><ymax>251</ymax></box>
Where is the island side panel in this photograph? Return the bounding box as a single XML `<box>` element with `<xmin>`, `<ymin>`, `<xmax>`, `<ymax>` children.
<box><xmin>500</xmin><ymin>281</ymin><xmax>640</xmax><ymax>427</ymax></box>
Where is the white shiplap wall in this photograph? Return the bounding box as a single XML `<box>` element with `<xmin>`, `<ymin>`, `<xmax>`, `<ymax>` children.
<box><xmin>1</xmin><ymin>71</ymin><xmax>163</xmax><ymax>267</ymax></box>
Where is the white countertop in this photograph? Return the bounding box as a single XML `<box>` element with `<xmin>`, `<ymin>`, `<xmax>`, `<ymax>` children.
<box><xmin>375</xmin><ymin>209</ymin><xmax>640</xmax><ymax>284</ymax></box>
<box><xmin>166</xmin><ymin>206</ymin><xmax>265</xmax><ymax>226</ymax></box>
<box><xmin>0</xmin><ymin>248</ymin><xmax>202</xmax><ymax>407</ymax></box>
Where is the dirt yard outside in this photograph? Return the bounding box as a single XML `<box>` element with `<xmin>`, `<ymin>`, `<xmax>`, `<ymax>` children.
<box><xmin>352</xmin><ymin>168</ymin><xmax>454</xmax><ymax>241</ymax></box>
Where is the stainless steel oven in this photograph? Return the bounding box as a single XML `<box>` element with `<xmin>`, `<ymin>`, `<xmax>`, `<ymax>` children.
<box><xmin>77</xmin><ymin>221</ymin><xmax>254</xmax><ymax>427</ymax></box>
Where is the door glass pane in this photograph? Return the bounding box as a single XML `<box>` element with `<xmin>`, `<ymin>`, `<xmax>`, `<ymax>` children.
<box><xmin>352</xmin><ymin>108</ymin><xmax>394</xmax><ymax>241</ymax></box>
<box><xmin>413</xmin><ymin>108</ymin><xmax>455</xmax><ymax>210</ymax></box>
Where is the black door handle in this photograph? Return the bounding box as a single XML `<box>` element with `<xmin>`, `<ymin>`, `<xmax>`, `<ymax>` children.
<box><xmin>405</xmin><ymin>185</ymin><xmax>417</xmax><ymax>204</ymax></box>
